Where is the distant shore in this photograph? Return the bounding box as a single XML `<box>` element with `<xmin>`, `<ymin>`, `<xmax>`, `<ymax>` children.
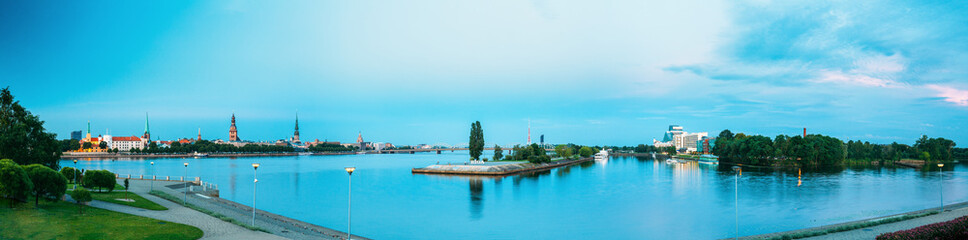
<box><xmin>60</xmin><ymin>152</ymin><xmax>355</xmax><ymax>159</ymax></box>
<box><xmin>412</xmin><ymin>157</ymin><xmax>595</xmax><ymax>176</ymax></box>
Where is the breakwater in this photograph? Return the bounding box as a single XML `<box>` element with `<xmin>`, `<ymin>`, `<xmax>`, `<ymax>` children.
<box><xmin>411</xmin><ymin>157</ymin><xmax>593</xmax><ymax>176</ymax></box>
<box><xmin>60</xmin><ymin>152</ymin><xmax>354</xmax><ymax>159</ymax></box>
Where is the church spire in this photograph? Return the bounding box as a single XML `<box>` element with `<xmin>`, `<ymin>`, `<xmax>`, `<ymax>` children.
<box><xmin>292</xmin><ymin>112</ymin><xmax>300</xmax><ymax>143</ymax></box>
<box><xmin>143</xmin><ymin>112</ymin><xmax>151</xmax><ymax>141</ymax></box>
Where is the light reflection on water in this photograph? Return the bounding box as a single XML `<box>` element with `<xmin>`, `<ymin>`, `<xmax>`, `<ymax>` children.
<box><xmin>62</xmin><ymin>152</ymin><xmax>968</xmax><ymax>239</ymax></box>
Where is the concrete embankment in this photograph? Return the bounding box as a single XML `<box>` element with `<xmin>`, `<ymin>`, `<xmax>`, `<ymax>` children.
<box><xmin>411</xmin><ymin>157</ymin><xmax>594</xmax><ymax>176</ymax></box>
<box><xmin>61</xmin><ymin>152</ymin><xmax>354</xmax><ymax>159</ymax></box>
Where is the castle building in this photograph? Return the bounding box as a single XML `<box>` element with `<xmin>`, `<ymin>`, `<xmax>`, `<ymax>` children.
<box><xmin>229</xmin><ymin>113</ymin><xmax>240</xmax><ymax>141</ymax></box>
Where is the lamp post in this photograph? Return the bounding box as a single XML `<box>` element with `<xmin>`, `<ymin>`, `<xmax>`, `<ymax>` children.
<box><xmin>252</xmin><ymin>163</ymin><xmax>260</xmax><ymax>226</ymax></box>
<box><xmin>150</xmin><ymin>162</ymin><xmax>154</xmax><ymax>192</ymax></box>
<box><xmin>183</xmin><ymin>162</ymin><xmax>189</xmax><ymax>205</ymax></box>
<box><xmin>938</xmin><ymin>163</ymin><xmax>944</xmax><ymax>212</ymax></box>
<box><xmin>732</xmin><ymin>166</ymin><xmax>741</xmax><ymax>240</ymax></box>
<box><xmin>73</xmin><ymin>160</ymin><xmax>78</xmax><ymax>190</ymax></box>
<box><xmin>345</xmin><ymin>167</ymin><xmax>355</xmax><ymax>240</ymax></box>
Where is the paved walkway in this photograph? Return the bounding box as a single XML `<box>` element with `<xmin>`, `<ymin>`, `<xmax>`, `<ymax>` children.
<box><xmin>802</xmin><ymin>205</ymin><xmax>968</xmax><ymax>240</ymax></box>
<box><xmin>80</xmin><ymin>179</ymin><xmax>287</xmax><ymax>240</ymax></box>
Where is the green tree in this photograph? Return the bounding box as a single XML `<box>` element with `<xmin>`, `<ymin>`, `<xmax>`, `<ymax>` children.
<box><xmin>468</xmin><ymin>121</ymin><xmax>484</xmax><ymax>160</ymax></box>
<box><xmin>493</xmin><ymin>145</ymin><xmax>503</xmax><ymax>161</ymax></box>
<box><xmin>59</xmin><ymin>139</ymin><xmax>80</xmax><ymax>152</ymax></box>
<box><xmin>920</xmin><ymin>151</ymin><xmax>931</xmax><ymax>161</ymax></box>
<box><xmin>60</xmin><ymin>167</ymin><xmax>79</xmax><ymax>184</ymax></box>
<box><xmin>579</xmin><ymin>146</ymin><xmax>594</xmax><ymax>158</ymax></box>
<box><xmin>82</xmin><ymin>142</ymin><xmax>92</xmax><ymax>150</ymax></box>
<box><xmin>0</xmin><ymin>87</ymin><xmax>62</xmax><ymax>169</ymax></box>
<box><xmin>123</xmin><ymin>178</ymin><xmax>129</xmax><ymax>200</ymax></box>
<box><xmin>24</xmin><ymin>164</ymin><xmax>67</xmax><ymax>206</ymax></box>
<box><xmin>634</xmin><ymin>144</ymin><xmax>649</xmax><ymax>153</ymax></box>
<box><xmin>70</xmin><ymin>188</ymin><xmax>92</xmax><ymax>214</ymax></box>
<box><xmin>98</xmin><ymin>141</ymin><xmax>107</xmax><ymax>149</ymax></box>
<box><xmin>0</xmin><ymin>159</ymin><xmax>33</xmax><ymax>206</ymax></box>
<box><xmin>82</xmin><ymin>170</ymin><xmax>115</xmax><ymax>193</ymax></box>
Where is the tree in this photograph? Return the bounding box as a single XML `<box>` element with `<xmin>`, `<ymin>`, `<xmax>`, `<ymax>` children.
<box><xmin>527</xmin><ymin>143</ymin><xmax>551</xmax><ymax>163</ymax></box>
<box><xmin>98</xmin><ymin>141</ymin><xmax>107</xmax><ymax>150</ymax></box>
<box><xmin>82</xmin><ymin>142</ymin><xmax>92</xmax><ymax>150</ymax></box>
<box><xmin>59</xmin><ymin>139</ymin><xmax>80</xmax><ymax>152</ymax></box>
<box><xmin>0</xmin><ymin>159</ymin><xmax>33</xmax><ymax>206</ymax></box>
<box><xmin>123</xmin><ymin>178</ymin><xmax>129</xmax><ymax>200</ymax></box>
<box><xmin>82</xmin><ymin>170</ymin><xmax>115</xmax><ymax>192</ymax></box>
<box><xmin>24</xmin><ymin>164</ymin><xmax>67</xmax><ymax>206</ymax></box>
<box><xmin>493</xmin><ymin>145</ymin><xmax>503</xmax><ymax>161</ymax></box>
<box><xmin>0</xmin><ymin>87</ymin><xmax>62</xmax><ymax>169</ymax></box>
<box><xmin>579</xmin><ymin>146</ymin><xmax>595</xmax><ymax>158</ymax></box>
<box><xmin>634</xmin><ymin>144</ymin><xmax>649</xmax><ymax>153</ymax></box>
<box><xmin>468</xmin><ymin>121</ymin><xmax>484</xmax><ymax>160</ymax></box>
<box><xmin>60</xmin><ymin>167</ymin><xmax>79</xmax><ymax>184</ymax></box>
<box><xmin>70</xmin><ymin>188</ymin><xmax>92</xmax><ymax>214</ymax></box>
<box><xmin>555</xmin><ymin>144</ymin><xmax>574</xmax><ymax>159</ymax></box>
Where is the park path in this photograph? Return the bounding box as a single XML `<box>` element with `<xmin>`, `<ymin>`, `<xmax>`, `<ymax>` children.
<box><xmin>78</xmin><ymin>179</ymin><xmax>287</xmax><ymax>240</ymax></box>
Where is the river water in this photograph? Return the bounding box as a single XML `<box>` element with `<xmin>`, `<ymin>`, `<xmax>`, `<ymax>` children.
<box><xmin>61</xmin><ymin>152</ymin><xmax>968</xmax><ymax>239</ymax></box>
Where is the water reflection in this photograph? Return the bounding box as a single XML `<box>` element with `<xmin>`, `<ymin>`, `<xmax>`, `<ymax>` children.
<box><xmin>469</xmin><ymin>179</ymin><xmax>483</xmax><ymax>220</ymax></box>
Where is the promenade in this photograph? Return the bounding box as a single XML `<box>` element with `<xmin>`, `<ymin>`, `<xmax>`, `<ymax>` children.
<box><xmin>740</xmin><ymin>202</ymin><xmax>968</xmax><ymax>239</ymax></box>
<box><xmin>101</xmin><ymin>179</ymin><xmax>366</xmax><ymax>240</ymax></box>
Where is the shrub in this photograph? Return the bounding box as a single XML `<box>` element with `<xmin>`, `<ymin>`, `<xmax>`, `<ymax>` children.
<box><xmin>81</xmin><ymin>170</ymin><xmax>116</xmax><ymax>192</ymax></box>
<box><xmin>60</xmin><ymin>167</ymin><xmax>80</xmax><ymax>184</ymax></box>
<box><xmin>876</xmin><ymin>215</ymin><xmax>968</xmax><ymax>240</ymax></box>
<box><xmin>70</xmin><ymin>188</ymin><xmax>92</xmax><ymax>213</ymax></box>
<box><xmin>24</xmin><ymin>164</ymin><xmax>68</xmax><ymax>206</ymax></box>
<box><xmin>0</xmin><ymin>159</ymin><xmax>33</xmax><ymax>205</ymax></box>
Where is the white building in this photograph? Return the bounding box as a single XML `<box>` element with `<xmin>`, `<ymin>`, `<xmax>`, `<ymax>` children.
<box><xmin>653</xmin><ymin>125</ymin><xmax>707</xmax><ymax>152</ymax></box>
<box><xmin>103</xmin><ymin>135</ymin><xmax>146</xmax><ymax>151</ymax></box>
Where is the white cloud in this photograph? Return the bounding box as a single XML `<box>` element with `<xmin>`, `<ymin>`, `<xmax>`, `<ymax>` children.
<box><xmin>925</xmin><ymin>84</ymin><xmax>968</xmax><ymax>106</ymax></box>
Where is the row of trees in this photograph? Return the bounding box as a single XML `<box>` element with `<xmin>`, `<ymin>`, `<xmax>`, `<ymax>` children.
<box><xmin>712</xmin><ymin>130</ymin><xmax>845</xmax><ymax>167</ymax></box>
<box><xmin>130</xmin><ymin>140</ymin><xmax>296</xmax><ymax>154</ymax></box>
<box><xmin>0</xmin><ymin>159</ymin><xmax>68</xmax><ymax>207</ymax></box>
<box><xmin>307</xmin><ymin>143</ymin><xmax>354</xmax><ymax>152</ymax></box>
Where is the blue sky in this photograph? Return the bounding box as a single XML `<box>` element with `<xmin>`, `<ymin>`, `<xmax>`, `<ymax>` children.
<box><xmin>1</xmin><ymin>0</ymin><xmax>966</xmax><ymax>146</ymax></box>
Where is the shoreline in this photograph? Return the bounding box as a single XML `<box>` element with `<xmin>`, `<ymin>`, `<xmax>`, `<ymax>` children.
<box><xmin>60</xmin><ymin>152</ymin><xmax>356</xmax><ymax>159</ymax></box>
<box><xmin>736</xmin><ymin>201</ymin><xmax>968</xmax><ymax>239</ymax></box>
<box><xmin>411</xmin><ymin>157</ymin><xmax>594</xmax><ymax>176</ymax></box>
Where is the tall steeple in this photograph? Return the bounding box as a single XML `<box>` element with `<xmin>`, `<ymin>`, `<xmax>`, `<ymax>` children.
<box><xmin>229</xmin><ymin>113</ymin><xmax>239</xmax><ymax>141</ymax></box>
<box><xmin>197</xmin><ymin>128</ymin><xmax>202</xmax><ymax>141</ymax></box>
<box><xmin>292</xmin><ymin>112</ymin><xmax>300</xmax><ymax>143</ymax></box>
<box><xmin>142</xmin><ymin>112</ymin><xmax>150</xmax><ymax>141</ymax></box>
<box><xmin>86</xmin><ymin>121</ymin><xmax>91</xmax><ymax>139</ymax></box>
<box><xmin>357</xmin><ymin>131</ymin><xmax>363</xmax><ymax>143</ymax></box>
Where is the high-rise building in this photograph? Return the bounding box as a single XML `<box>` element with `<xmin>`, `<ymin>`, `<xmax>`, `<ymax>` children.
<box><xmin>229</xmin><ymin>113</ymin><xmax>240</xmax><ymax>141</ymax></box>
<box><xmin>70</xmin><ymin>131</ymin><xmax>82</xmax><ymax>140</ymax></box>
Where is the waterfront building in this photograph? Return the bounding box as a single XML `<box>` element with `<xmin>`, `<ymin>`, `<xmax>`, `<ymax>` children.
<box><xmin>78</xmin><ymin>121</ymin><xmax>107</xmax><ymax>152</ymax></box>
<box><xmin>652</xmin><ymin>125</ymin><xmax>707</xmax><ymax>152</ymax></box>
<box><xmin>103</xmin><ymin>135</ymin><xmax>145</xmax><ymax>151</ymax></box>
<box><xmin>142</xmin><ymin>113</ymin><xmax>151</xmax><ymax>141</ymax></box>
<box><xmin>70</xmin><ymin>130</ymin><xmax>82</xmax><ymax>140</ymax></box>
<box><xmin>229</xmin><ymin>113</ymin><xmax>240</xmax><ymax>141</ymax></box>
<box><xmin>696</xmin><ymin>138</ymin><xmax>716</xmax><ymax>154</ymax></box>
<box><xmin>292</xmin><ymin>113</ymin><xmax>301</xmax><ymax>144</ymax></box>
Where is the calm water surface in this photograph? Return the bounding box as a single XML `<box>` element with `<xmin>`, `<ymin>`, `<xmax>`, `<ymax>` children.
<box><xmin>62</xmin><ymin>152</ymin><xmax>968</xmax><ymax>239</ymax></box>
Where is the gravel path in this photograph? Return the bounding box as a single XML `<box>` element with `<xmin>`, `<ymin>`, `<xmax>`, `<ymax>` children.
<box><xmin>82</xmin><ymin>179</ymin><xmax>287</xmax><ymax>240</ymax></box>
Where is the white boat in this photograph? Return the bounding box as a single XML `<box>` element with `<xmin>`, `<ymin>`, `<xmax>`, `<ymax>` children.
<box><xmin>298</xmin><ymin>152</ymin><xmax>312</xmax><ymax>156</ymax></box>
<box><xmin>594</xmin><ymin>149</ymin><xmax>609</xmax><ymax>161</ymax></box>
<box><xmin>193</xmin><ymin>152</ymin><xmax>208</xmax><ymax>158</ymax></box>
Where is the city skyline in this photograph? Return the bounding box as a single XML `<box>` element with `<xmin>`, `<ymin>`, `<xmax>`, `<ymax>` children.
<box><xmin>3</xmin><ymin>0</ymin><xmax>967</xmax><ymax>146</ymax></box>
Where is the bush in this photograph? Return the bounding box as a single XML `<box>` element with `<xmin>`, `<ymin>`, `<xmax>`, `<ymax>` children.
<box><xmin>82</xmin><ymin>170</ymin><xmax>116</xmax><ymax>192</ymax></box>
<box><xmin>70</xmin><ymin>188</ymin><xmax>92</xmax><ymax>213</ymax></box>
<box><xmin>24</xmin><ymin>164</ymin><xmax>68</xmax><ymax>206</ymax></box>
<box><xmin>0</xmin><ymin>159</ymin><xmax>33</xmax><ymax>205</ymax></box>
<box><xmin>876</xmin><ymin>215</ymin><xmax>968</xmax><ymax>240</ymax></box>
<box><xmin>60</xmin><ymin>167</ymin><xmax>80</xmax><ymax>184</ymax></box>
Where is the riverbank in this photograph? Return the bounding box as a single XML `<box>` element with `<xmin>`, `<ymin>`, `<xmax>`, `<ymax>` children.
<box><xmin>61</xmin><ymin>152</ymin><xmax>355</xmax><ymax>159</ymax></box>
<box><xmin>739</xmin><ymin>201</ymin><xmax>968</xmax><ymax>240</ymax></box>
<box><xmin>411</xmin><ymin>157</ymin><xmax>594</xmax><ymax>176</ymax></box>
<box><xmin>139</xmin><ymin>179</ymin><xmax>366</xmax><ymax>240</ymax></box>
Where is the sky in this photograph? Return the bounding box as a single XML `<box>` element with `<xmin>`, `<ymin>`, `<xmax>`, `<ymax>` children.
<box><xmin>1</xmin><ymin>0</ymin><xmax>967</xmax><ymax>146</ymax></box>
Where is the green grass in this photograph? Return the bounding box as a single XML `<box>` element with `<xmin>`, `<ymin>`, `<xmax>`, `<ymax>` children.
<box><xmin>0</xmin><ymin>198</ymin><xmax>202</xmax><ymax>240</ymax></box>
<box><xmin>67</xmin><ymin>183</ymin><xmax>167</xmax><ymax>211</ymax></box>
<box><xmin>149</xmin><ymin>190</ymin><xmax>268</xmax><ymax>233</ymax></box>
<box><xmin>763</xmin><ymin>211</ymin><xmax>940</xmax><ymax>240</ymax></box>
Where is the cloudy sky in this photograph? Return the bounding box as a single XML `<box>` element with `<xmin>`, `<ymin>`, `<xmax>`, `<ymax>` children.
<box><xmin>2</xmin><ymin>0</ymin><xmax>966</xmax><ymax>146</ymax></box>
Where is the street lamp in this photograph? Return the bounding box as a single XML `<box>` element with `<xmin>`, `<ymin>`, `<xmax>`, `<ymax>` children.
<box><xmin>150</xmin><ymin>162</ymin><xmax>154</xmax><ymax>192</ymax></box>
<box><xmin>73</xmin><ymin>160</ymin><xmax>78</xmax><ymax>190</ymax></box>
<box><xmin>252</xmin><ymin>163</ymin><xmax>260</xmax><ymax>226</ymax></box>
<box><xmin>183</xmin><ymin>162</ymin><xmax>189</xmax><ymax>205</ymax></box>
<box><xmin>732</xmin><ymin>166</ymin><xmax>741</xmax><ymax>240</ymax></box>
<box><xmin>938</xmin><ymin>163</ymin><xmax>944</xmax><ymax>212</ymax></box>
<box><xmin>345</xmin><ymin>167</ymin><xmax>356</xmax><ymax>240</ymax></box>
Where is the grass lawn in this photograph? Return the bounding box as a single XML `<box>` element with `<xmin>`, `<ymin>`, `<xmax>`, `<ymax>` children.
<box><xmin>0</xmin><ymin>198</ymin><xmax>202</xmax><ymax>240</ymax></box>
<box><xmin>67</xmin><ymin>184</ymin><xmax>167</xmax><ymax>211</ymax></box>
